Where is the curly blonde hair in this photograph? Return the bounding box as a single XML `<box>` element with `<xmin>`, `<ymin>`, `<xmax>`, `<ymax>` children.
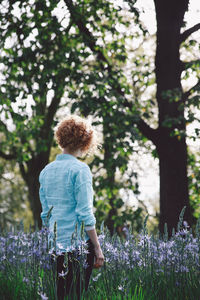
<box><xmin>54</xmin><ymin>115</ymin><xmax>101</xmax><ymax>157</ymax></box>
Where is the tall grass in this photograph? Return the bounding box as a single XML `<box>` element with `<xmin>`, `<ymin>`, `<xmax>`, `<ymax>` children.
<box><xmin>0</xmin><ymin>207</ymin><xmax>200</xmax><ymax>299</ymax></box>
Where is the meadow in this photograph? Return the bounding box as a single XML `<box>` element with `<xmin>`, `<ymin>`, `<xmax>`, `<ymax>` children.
<box><xmin>0</xmin><ymin>208</ymin><xmax>200</xmax><ymax>300</ymax></box>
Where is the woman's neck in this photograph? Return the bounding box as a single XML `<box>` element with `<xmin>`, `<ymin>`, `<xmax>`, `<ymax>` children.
<box><xmin>62</xmin><ymin>148</ymin><xmax>82</xmax><ymax>157</ymax></box>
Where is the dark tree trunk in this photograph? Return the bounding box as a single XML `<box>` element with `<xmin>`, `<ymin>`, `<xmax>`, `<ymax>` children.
<box><xmin>27</xmin><ymin>175</ymin><xmax>42</xmax><ymax>229</ymax></box>
<box><xmin>157</xmin><ymin>134</ymin><xmax>193</xmax><ymax>235</ymax></box>
<box><xmin>154</xmin><ymin>0</ymin><xmax>193</xmax><ymax>234</ymax></box>
<box><xmin>20</xmin><ymin>151</ymin><xmax>50</xmax><ymax>230</ymax></box>
<box><xmin>103</xmin><ymin>122</ymin><xmax>118</xmax><ymax>235</ymax></box>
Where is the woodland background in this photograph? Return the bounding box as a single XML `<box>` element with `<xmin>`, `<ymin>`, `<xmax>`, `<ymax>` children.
<box><xmin>0</xmin><ymin>0</ymin><xmax>200</xmax><ymax>236</ymax></box>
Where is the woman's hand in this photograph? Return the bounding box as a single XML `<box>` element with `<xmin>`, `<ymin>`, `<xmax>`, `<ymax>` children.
<box><xmin>85</xmin><ymin>228</ymin><xmax>104</xmax><ymax>268</ymax></box>
<box><xmin>93</xmin><ymin>245</ymin><xmax>104</xmax><ymax>268</ymax></box>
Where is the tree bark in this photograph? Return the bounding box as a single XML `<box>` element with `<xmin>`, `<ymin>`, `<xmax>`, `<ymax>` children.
<box><xmin>154</xmin><ymin>0</ymin><xmax>194</xmax><ymax>234</ymax></box>
<box><xmin>20</xmin><ymin>151</ymin><xmax>50</xmax><ymax>229</ymax></box>
<box><xmin>157</xmin><ymin>133</ymin><xmax>194</xmax><ymax>235</ymax></box>
<box><xmin>103</xmin><ymin>121</ymin><xmax>118</xmax><ymax>235</ymax></box>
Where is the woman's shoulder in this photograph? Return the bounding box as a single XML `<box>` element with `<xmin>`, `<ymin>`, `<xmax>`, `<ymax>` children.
<box><xmin>73</xmin><ymin>160</ymin><xmax>92</xmax><ymax>177</ymax></box>
<box><xmin>73</xmin><ymin>160</ymin><xmax>91</xmax><ymax>176</ymax></box>
<box><xmin>39</xmin><ymin>159</ymin><xmax>91</xmax><ymax>181</ymax></box>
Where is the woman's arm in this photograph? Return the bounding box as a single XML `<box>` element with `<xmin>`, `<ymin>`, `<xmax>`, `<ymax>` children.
<box><xmin>86</xmin><ymin>228</ymin><xmax>104</xmax><ymax>267</ymax></box>
<box><xmin>74</xmin><ymin>165</ymin><xmax>96</xmax><ymax>227</ymax></box>
<box><xmin>85</xmin><ymin>227</ymin><xmax>100</xmax><ymax>248</ymax></box>
<box><xmin>74</xmin><ymin>165</ymin><xmax>104</xmax><ymax>267</ymax></box>
<box><xmin>39</xmin><ymin>172</ymin><xmax>52</xmax><ymax>228</ymax></box>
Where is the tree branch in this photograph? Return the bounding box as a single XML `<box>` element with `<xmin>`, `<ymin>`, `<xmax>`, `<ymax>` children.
<box><xmin>137</xmin><ymin>118</ymin><xmax>159</xmax><ymax>145</ymax></box>
<box><xmin>64</xmin><ymin>0</ymin><xmax>158</xmax><ymax>144</ymax></box>
<box><xmin>0</xmin><ymin>150</ymin><xmax>16</xmax><ymax>160</ymax></box>
<box><xmin>19</xmin><ymin>162</ymin><xmax>28</xmax><ymax>183</ymax></box>
<box><xmin>40</xmin><ymin>20</ymin><xmax>74</xmax><ymax>136</ymax></box>
<box><xmin>64</xmin><ymin>0</ymin><xmax>112</xmax><ymax>70</ymax></box>
<box><xmin>45</xmin><ymin>95</ymin><xmax>62</xmax><ymax>130</ymax></box>
<box><xmin>180</xmin><ymin>23</ymin><xmax>200</xmax><ymax>43</ymax></box>
<box><xmin>183</xmin><ymin>79</ymin><xmax>200</xmax><ymax>101</ymax></box>
<box><xmin>0</xmin><ymin>174</ymin><xmax>15</xmax><ymax>184</ymax></box>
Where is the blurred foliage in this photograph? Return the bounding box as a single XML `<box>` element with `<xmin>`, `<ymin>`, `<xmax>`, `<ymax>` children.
<box><xmin>0</xmin><ymin>0</ymin><xmax>149</xmax><ymax>232</ymax></box>
<box><xmin>0</xmin><ymin>0</ymin><xmax>76</xmax><ymax>162</ymax></box>
<box><xmin>0</xmin><ymin>159</ymin><xmax>33</xmax><ymax>233</ymax></box>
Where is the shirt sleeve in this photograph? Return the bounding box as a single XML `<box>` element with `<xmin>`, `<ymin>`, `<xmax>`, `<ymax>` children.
<box><xmin>74</xmin><ymin>165</ymin><xmax>96</xmax><ymax>229</ymax></box>
<box><xmin>39</xmin><ymin>171</ymin><xmax>52</xmax><ymax>228</ymax></box>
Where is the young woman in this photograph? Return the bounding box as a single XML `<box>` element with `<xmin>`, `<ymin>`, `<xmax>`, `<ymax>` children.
<box><xmin>39</xmin><ymin>115</ymin><xmax>104</xmax><ymax>300</ymax></box>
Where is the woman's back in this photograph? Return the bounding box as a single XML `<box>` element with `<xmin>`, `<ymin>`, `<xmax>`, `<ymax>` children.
<box><xmin>39</xmin><ymin>153</ymin><xmax>96</xmax><ymax>251</ymax></box>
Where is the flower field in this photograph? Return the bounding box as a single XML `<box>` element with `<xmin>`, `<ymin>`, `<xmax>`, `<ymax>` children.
<box><xmin>0</xmin><ymin>209</ymin><xmax>200</xmax><ymax>300</ymax></box>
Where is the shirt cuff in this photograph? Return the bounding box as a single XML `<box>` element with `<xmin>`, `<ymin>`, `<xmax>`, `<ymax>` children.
<box><xmin>85</xmin><ymin>225</ymin><xmax>95</xmax><ymax>231</ymax></box>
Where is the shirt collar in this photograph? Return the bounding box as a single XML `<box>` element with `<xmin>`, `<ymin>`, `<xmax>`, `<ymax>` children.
<box><xmin>56</xmin><ymin>153</ymin><xmax>78</xmax><ymax>161</ymax></box>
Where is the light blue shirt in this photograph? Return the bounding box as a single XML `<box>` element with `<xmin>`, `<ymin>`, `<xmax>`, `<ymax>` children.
<box><xmin>39</xmin><ymin>153</ymin><xmax>96</xmax><ymax>252</ymax></box>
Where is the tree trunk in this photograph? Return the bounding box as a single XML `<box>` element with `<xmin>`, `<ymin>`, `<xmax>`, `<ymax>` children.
<box><xmin>103</xmin><ymin>122</ymin><xmax>118</xmax><ymax>235</ymax></box>
<box><xmin>154</xmin><ymin>0</ymin><xmax>193</xmax><ymax>234</ymax></box>
<box><xmin>157</xmin><ymin>133</ymin><xmax>193</xmax><ymax>235</ymax></box>
<box><xmin>27</xmin><ymin>175</ymin><xmax>42</xmax><ymax>229</ymax></box>
<box><xmin>20</xmin><ymin>151</ymin><xmax>50</xmax><ymax>230</ymax></box>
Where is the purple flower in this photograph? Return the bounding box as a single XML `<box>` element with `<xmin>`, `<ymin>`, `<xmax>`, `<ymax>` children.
<box><xmin>92</xmin><ymin>273</ymin><xmax>101</xmax><ymax>282</ymax></box>
<box><xmin>83</xmin><ymin>261</ymin><xmax>89</xmax><ymax>269</ymax></box>
<box><xmin>0</xmin><ymin>255</ymin><xmax>6</xmax><ymax>262</ymax></box>
<box><xmin>23</xmin><ymin>277</ymin><xmax>29</xmax><ymax>283</ymax></box>
<box><xmin>38</xmin><ymin>292</ymin><xmax>48</xmax><ymax>300</ymax></box>
<box><xmin>183</xmin><ymin>221</ymin><xmax>189</xmax><ymax>228</ymax></box>
<box><xmin>58</xmin><ymin>270</ymin><xmax>68</xmax><ymax>277</ymax></box>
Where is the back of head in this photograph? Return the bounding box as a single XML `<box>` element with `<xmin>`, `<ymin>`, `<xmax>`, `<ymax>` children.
<box><xmin>54</xmin><ymin>114</ymin><xmax>101</xmax><ymax>157</ymax></box>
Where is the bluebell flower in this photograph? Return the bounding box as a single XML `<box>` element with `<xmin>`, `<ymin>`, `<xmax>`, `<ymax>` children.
<box><xmin>38</xmin><ymin>292</ymin><xmax>48</xmax><ymax>300</ymax></box>
<box><xmin>23</xmin><ymin>277</ymin><xmax>29</xmax><ymax>283</ymax></box>
<box><xmin>92</xmin><ymin>273</ymin><xmax>101</xmax><ymax>282</ymax></box>
<box><xmin>58</xmin><ymin>270</ymin><xmax>68</xmax><ymax>277</ymax></box>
